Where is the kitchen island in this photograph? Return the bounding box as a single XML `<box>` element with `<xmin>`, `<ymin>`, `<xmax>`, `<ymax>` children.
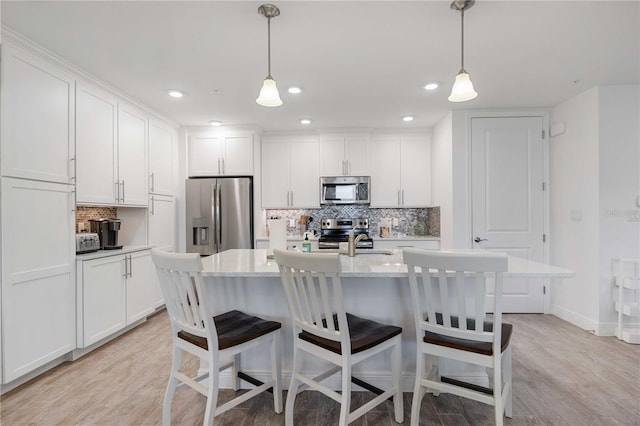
<box><xmin>199</xmin><ymin>249</ymin><xmax>574</xmax><ymax>390</ymax></box>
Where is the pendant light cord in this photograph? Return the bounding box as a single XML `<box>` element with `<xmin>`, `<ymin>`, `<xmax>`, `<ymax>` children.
<box><xmin>267</xmin><ymin>17</ymin><xmax>272</xmax><ymax>78</ymax></box>
<box><xmin>460</xmin><ymin>8</ymin><xmax>465</xmax><ymax>71</ymax></box>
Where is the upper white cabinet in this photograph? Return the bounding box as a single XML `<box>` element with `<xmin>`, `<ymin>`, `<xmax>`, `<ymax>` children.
<box><xmin>262</xmin><ymin>135</ymin><xmax>320</xmax><ymax>208</ymax></box>
<box><xmin>1</xmin><ymin>43</ymin><xmax>75</xmax><ymax>184</ymax></box>
<box><xmin>369</xmin><ymin>133</ymin><xmax>432</xmax><ymax>207</ymax></box>
<box><xmin>148</xmin><ymin>119</ymin><xmax>175</xmax><ymax>195</ymax></box>
<box><xmin>319</xmin><ymin>134</ymin><xmax>369</xmax><ymax>176</ymax></box>
<box><xmin>76</xmin><ymin>88</ymin><xmax>149</xmax><ymax>206</ymax></box>
<box><xmin>188</xmin><ymin>131</ymin><xmax>254</xmax><ymax>177</ymax></box>
<box><xmin>75</xmin><ymin>82</ymin><xmax>118</xmax><ymax>205</ymax></box>
<box><xmin>1</xmin><ymin>178</ymin><xmax>76</xmax><ymax>383</ymax></box>
<box><xmin>117</xmin><ymin>103</ymin><xmax>148</xmax><ymax>206</ymax></box>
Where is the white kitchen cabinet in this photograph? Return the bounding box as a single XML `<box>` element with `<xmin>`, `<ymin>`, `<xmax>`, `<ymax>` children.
<box><xmin>262</xmin><ymin>135</ymin><xmax>320</xmax><ymax>208</ymax></box>
<box><xmin>148</xmin><ymin>195</ymin><xmax>175</xmax><ymax>307</ymax></box>
<box><xmin>76</xmin><ymin>249</ymin><xmax>154</xmax><ymax>348</ymax></box>
<box><xmin>117</xmin><ymin>103</ymin><xmax>148</xmax><ymax>206</ymax></box>
<box><xmin>319</xmin><ymin>134</ymin><xmax>369</xmax><ymax>176</ymax></box>
<box><xmin>369</xmin><ymin>133</ymin><xmax>432</xmax><ymax>207</ymax></box>
<box><xmin>76</xmin><ymin>89</ymin><xmax>148</xmax><ymax>206</ymax></box>
<box><xmin>75</xmin><ymin>82</ymin><xmax>118</xmax><ymax>205</ymax></box>
<box><xmin>125</xmin><ymin>250</ymin><xmax>154</xmax><ymax>323</ymax></box>
<box><xmin>148</xmin><ymin>119</ymin><xmax>175</xmax><ymax>195</ymax></box>
<box><xmin>1</xmin><ymin>178</ymin><xmax>75</xmax><ymax>383</ymax></box>
<box><xmin>1</xmin><ymin>42</ymin><xmax>75</xmax><ymax>184</ymax></box>
<box><xmin>188</xmin><ymin>131</ymin><xmax>254</xmax><ymax>177</ymax></box>
<box><xmin>76</xmin><ymin>255</ymin><xmax>126</xmax><ymax>348</ymax></box>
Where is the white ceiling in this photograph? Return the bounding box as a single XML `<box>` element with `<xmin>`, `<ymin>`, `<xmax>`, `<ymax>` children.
<box><xmin>2</xmin><ymin>1</ymin><xmax>638</xmax><ymax>131</ymax></box>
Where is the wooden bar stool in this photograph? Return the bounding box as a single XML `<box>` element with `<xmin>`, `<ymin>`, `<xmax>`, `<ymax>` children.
<box><xmin>403</xmin><ymin>248</ymin><xmax>513</xmax><ymax>426</ymax></box>
<box><xmin>151</xmin><ymin>249</ymin><xmax>283</xmax><ymax>425</ymax></box>
<box><xmin>274</xmin><ymin>249</ymin><xmax>404</xmax><ymax>425</ymax></box>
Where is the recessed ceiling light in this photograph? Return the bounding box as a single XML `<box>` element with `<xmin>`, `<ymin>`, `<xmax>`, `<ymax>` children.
<box><xmin>424</xmin><ymin>82</ymin><xmax>439</xmax><ymax>90</ymax></box>
<box><xmin>208</xmin><ymin>120</ymin><xmax>223</xmax><ymax>127</ymax></box>
<box><xmin>168</xmin><ymin>90</ymin><xmax>185</xmax><ymax>98</ymax></box>
<box><xmin>300</xmin><ymin>119</ymin><xmax>311</xmax><ymax>125</ymax></box>
<box><xmin>288</xmin><ymin>87</ymin><xmax>302</xmax><ymax>94</ymax></box>
<box><xmin>402</xmin><ymin>116</ymin><xmax>415</xmax><ymax>122</ymax></box>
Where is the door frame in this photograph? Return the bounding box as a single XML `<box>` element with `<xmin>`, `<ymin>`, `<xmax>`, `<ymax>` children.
<box><xmin>453</xmin><ymin>109</ymin><xmax>551</xmax><ymax>312</ymax></box>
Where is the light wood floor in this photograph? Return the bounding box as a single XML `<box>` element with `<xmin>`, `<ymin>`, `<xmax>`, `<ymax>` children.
<box><xmin>2</xmin><ymin>311</ymin><xmax>639</xmax><ymax>425</ymax></box>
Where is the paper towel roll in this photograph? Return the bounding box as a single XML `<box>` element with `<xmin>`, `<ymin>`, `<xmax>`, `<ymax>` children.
<box><xmin>268</xmin><ymin>219</ymin><xmax>287</xmax><ymax>251</ymax></box>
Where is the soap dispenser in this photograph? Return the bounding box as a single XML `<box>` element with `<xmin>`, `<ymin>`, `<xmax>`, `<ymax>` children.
<box><xmin>302</xmin><ymin>235</ymin><xmax>311</xmax><ymax>253</ymax></box>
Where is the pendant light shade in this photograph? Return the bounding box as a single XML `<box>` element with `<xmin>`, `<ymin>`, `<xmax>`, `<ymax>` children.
<box><xmin>448</xmin><ymin>0</ymin><xmax>477</xmax><ymax>103</ymax></box>
<box><xmin>256</xmin><ymin>77</ymin><xmax>283</xmax><ymax>107</ymax></box>
<box><xmin>448</xmin><ymin>70</ymin><xmax>477</xmax><ymax>102</ymax></box>
<box><xmin>256</xmin><ymin>4</ymin><xmax>282</xmax><ymax>107</ymax></box>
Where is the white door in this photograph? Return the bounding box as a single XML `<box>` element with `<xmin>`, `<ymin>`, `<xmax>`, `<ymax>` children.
<box><xmin>149</xmin><ymin>195</ymin><xmax>175</xmax><ymax>250</ymax></box>
<box><xmin>117</xmin><ymin>104</ymin><xmax>148</xmax><ymax>206</ymax></box>
<box><xmin>344</xmin><ymin>135</ymin><xmax>369</xmax><ymax>176</ymax></box>
<box><xmin>471</xmin><ymin>116</ymin><xmax>545</xmax><ymax>313</ymax></box>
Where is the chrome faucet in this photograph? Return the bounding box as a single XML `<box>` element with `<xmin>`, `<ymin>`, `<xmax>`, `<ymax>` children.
<box><xmin>347</xmin><ymin>227</ymin><xmax>369</xmax><ymax>257</ymax></box>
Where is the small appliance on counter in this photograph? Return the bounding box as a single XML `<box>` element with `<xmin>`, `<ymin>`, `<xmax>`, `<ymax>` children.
<box><xmin>88</xmin><ymin>218</ymin><xmax>123</xmax><ymax>250</ymax></box>
<box><xmin>75</xmin><ymin>233</ymin><xmax>101</xmax><ymax>254</ymax></box>
<box><xmin>318</xmin><ymin>218</ymin><xmax>373</xmax><ymax>250</ymax></box>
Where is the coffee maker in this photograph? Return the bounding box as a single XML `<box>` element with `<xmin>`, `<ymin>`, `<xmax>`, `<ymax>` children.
<box><xmin>88</xmin><ymin>218</ymin><xmax>123</xmax><ymax>250</ymax></box>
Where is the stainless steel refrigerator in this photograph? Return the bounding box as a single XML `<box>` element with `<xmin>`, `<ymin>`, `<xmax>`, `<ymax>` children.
<box><xmin>185</xmin><ymin>177</ymin><xmax>253</xmax><ymax>255</ymax></box>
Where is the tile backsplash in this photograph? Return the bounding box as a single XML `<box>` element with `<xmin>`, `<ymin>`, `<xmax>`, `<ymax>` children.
<box><xmin>265</xmin><ymin>206</ymin><xmax>440</xmax><ymax>238</ymax></box>
<box><xmin>76</xmin><ymin>206</ymin><xmax>118</xmax><ymax>233</ymax></box>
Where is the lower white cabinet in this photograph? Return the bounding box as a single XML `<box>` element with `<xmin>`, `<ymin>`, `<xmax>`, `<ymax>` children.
<box><xmin>76</xmin><ymin>249</ymin><xmax>154</xmax><ymax>348</ymax></box>
<box><xmin>1</xmin><ymin>178</ymin><xmax>75</xmax><ymax>383</ymax></box>
<box><xmin>148</xmin><ymin>195</ymin><xmax>175</xmax><ymax>307</ymax></box>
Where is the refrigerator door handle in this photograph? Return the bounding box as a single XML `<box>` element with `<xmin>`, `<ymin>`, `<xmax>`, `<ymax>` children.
<box><xmin>216</xmin><ymin>183</ymin><xmax>222</xmax><ymax>250</ymax></box>
<box><xmin>211</xmin><ymin>183</ymin><xmax>217</xmax><ymax>253</ymax></box>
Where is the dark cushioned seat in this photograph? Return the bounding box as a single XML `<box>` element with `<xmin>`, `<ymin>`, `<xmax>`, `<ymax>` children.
<box><xmin>178</xmin><ymin>310</ymin><xmax>282</xmax><ymax>350</ymax></box>
<box><xmin>424</xmin><ymin>313</ymin><xmax>512</xmax><ymax>356</ymax></box>
<box><xmin>299</xmin><ymin>313</ymin><xmax>402</xmax><ymax>355</ymax></box>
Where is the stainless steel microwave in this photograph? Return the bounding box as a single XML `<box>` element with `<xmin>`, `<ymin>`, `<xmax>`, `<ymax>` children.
<box><xmin>320</xmin><ymin>176</ymin><xmax>370</xmax><ymax>205</ymax></box>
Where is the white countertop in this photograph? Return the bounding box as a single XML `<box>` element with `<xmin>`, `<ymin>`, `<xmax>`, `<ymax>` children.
<box><xmin>76</xmin><ymin>245</ymin><xmax>153</xmax><ymax>261</ymax></box>
<box><xmin>201</xmin><ymin>249</ymin><xmax>575</xmax><ymax>279</ymax></box>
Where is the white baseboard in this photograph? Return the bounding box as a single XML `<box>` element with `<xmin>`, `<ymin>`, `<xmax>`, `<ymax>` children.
<box><xmin>551</xmin><ymin>304</ymin><xmax>600</xmax><ymax>333</ymax></box>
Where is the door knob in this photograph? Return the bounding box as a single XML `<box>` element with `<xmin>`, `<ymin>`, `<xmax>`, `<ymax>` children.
<box><xmin>474</xmin><ymin>237</ymin><xmax>488</xmax><ymax>243</ymax></box>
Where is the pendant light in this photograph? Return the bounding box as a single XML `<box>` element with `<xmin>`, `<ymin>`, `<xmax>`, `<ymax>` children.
<box><xmin>256</xmin><ymin>4</ymin><xmax>283</xmax><ymax>107</ymax></box>
<box><xmin>448</xmin><ymin>0</ymin><xmax>478</xmax><ymax>102</ymax></box>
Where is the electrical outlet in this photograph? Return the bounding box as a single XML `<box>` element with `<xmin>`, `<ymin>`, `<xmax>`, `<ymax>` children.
<box><xmin>392</xmin><ymin>217</ymin><xmax>399</xmax><ymax>227</ymax></box>
<box><xmin>289</xmin><ymin>219</ymin><xmax>295</xmax><ymax>228</ymax></box>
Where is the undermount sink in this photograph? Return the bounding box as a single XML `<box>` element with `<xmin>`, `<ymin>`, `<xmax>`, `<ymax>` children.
<box><xmin>348</xmin><ymin>249</ymin><xmax>395</xmax><ymax>256</ymax></box>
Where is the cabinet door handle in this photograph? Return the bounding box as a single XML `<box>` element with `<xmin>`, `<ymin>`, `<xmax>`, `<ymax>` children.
<box><xmin>123</xmin><ymin>257</ymin><xmax>128</xmax><ymax>278</ymax></box>
<box><xmin>69</xmin><ymin>157</ymin><xmax>76</xmax><ymax>183</ymax></box>
<box><xmin>129</xmin><ymin>255</ymin><xmax>133</xmax><ymax>278</ymax></box>
<box><xmin>115</xmin><ymin>181</ymin><xmax>119</xmax><ymax>203</ymax></box>
<box><xmin>217</xmin><ymin>158</ymin><xmax>221</xmax><ymax>175</ymax></box>
<box><xmin>149</xmin><ymin>173</ymin><xmax>155</xmax><ymax>192</ymax></box>
<box><xmin>221</xmin><ymin>158</ymin><xmax>225</xmax><ymax>175</ymax></box>
<box><xmin>151</xmin><ymin>196</ymin><xmax>155</xmax><ymax>215</ymax></box>
<box><xmin>121</xmin><ymin>180</ymin><xmax>125</xmax><ymax>203</ymax></box>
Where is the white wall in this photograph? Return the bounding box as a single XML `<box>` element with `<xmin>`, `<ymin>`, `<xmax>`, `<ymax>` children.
<box><xmin>432</xmin><ymin>112</ymin><xmax>453</xmax><ymax>248</ymax></box>
<box><xmin>550</xmin><ymin>85</ymin><xmax>640</xmax><ymax>334</ymax></box>
<box><xmin>549</xmin><ymin>87</ymin><xmax>600</xmax><ymax>330</ymax></box>
<box><xmin>598</xmin><ymin>86</ymin><xmax>640</xmax><ymax>331</ymax></box>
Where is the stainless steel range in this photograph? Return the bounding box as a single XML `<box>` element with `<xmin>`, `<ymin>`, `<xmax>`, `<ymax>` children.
<box><xmin>318</xmin><ymin>218</ymin><xmax>374</xmax><ymax>250</ymax></box>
